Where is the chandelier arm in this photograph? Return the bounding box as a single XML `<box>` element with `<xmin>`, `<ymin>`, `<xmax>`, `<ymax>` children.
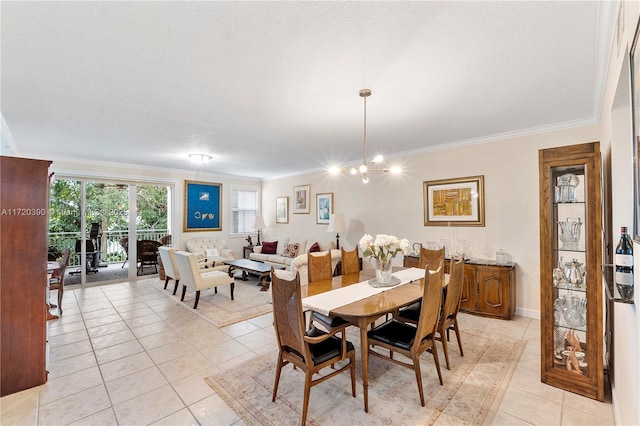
<box><xmin>363</xmin><ymin>93</ymin><xmax>367</xmax><ymax>165</ymax></box>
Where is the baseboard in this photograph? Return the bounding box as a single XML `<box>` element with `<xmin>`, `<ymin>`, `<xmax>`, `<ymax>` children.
<box><xmin>515</xmin><ymin>307</ymin><xmax>540</xmax><ymax>319</ymax></box>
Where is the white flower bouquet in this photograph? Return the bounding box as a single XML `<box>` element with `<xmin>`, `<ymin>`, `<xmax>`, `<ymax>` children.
<box><xmin>359</xmin><ymin>234</ymin><xmax>410</xmax><ymax>263</ymax></box>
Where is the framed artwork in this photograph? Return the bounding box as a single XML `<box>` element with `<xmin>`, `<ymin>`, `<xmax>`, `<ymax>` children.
<box><xmin>423</xmin><ymin>175</ymin><xmax>485</xmax><ymax>227</ymax></box>
<box><xmin>293</xmin><ymin>184</ymin><xmax>310</xmax><ymax>214</ymax></box>
<box><xmin>631</xmin><ymin>17</ymin><xmax>640</xmax><ymax>239</ymax></box>
<box><xmin>183</xmin><ymin>180</ymin><xmax>222</xmax><ymax>232</ymax></box>
<box><xmin>316</xmin><ymin>192</ymin><xmax>333</xmax><ymax>224</ymax></box>
<box><xmin>276</xmin><ymin>196</ymin><xmax>289</xmax><ymax>224</ymax></box>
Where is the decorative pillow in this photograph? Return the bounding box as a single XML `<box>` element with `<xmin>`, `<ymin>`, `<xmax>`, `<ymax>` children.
<box><xmin>261</xmin><ymin>241</ymin><xmax>278</xmax><ymax>254</ymax></box>
<box><xmin>205</xmin><ymin>248</ymin><xmax>219</xmax><ymax>258</ymax></box>
<box><xmin>282</xmin><ymin>242</ymin><xmax>300</xmax><ymax>258</ymax></box>
<box><xmin>308</xmin><ymin>242</ymin><xmax>321</xmax><ymax>253</ymax></box>
<box><xmin>214</xmin><ymin>240</ymin><xmax>225</xmax><ymax>251</ymax></box>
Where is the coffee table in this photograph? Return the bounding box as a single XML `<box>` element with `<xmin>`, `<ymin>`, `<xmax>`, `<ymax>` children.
<box><xmin>224</xmin><ymin>259</ymin><xmax>285</xmax><ymax>291</ymax></box>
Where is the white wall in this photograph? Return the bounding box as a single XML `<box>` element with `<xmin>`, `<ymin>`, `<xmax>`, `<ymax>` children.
<box><xmin>262</xmin><ymin>124</ymin><xmax>598</xmax><ymax>318</ymax></box>
<box><xmin>48</xmin><ymin>157</ymin><xmax>261</xmax><ymax>258</ymax></box>
<box><xmin>597</xmin><ymin>1</ymin><xmax>640</xmax><ymax>424</ymax></box>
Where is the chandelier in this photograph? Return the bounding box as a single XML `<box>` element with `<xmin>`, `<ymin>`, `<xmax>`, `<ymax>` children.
<box><xmin>330</xmin><ymin>88</ymin><xmax>400</xmax><ymax>183</ymax></box>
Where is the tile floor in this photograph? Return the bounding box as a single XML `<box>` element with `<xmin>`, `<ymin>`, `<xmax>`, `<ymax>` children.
<box><xmin>1</xmin><ymin>279</ymin><xmax>615</xmax><ymax>425</ymax></box>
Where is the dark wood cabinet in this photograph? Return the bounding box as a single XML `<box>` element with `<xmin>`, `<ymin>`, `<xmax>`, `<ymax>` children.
<box><xmin>539</xmin><ymin>141</ymin><xmax>604</xmax><ymax>401</ymax></box>
<box><xmin>404</xmin><ymin>255</ymin><xmax>516</xmax><ymax>319</ymax></box>
<box><xmin>1</xmin><ymin>156</ymin><xmax>52</xmax><ymax>396</ymax></box>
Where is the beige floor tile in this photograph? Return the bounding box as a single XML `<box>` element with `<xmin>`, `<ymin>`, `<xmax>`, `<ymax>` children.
<box><xmin>0</xmin><ymin>387</ymin><xmax>39</xmax><ymax>425</ymax></box>
<box><xmin>491</xmin><ymin>409</ymin><xmax>535</xmax><ymax>425</ymax></box>
<box><xmin>68</xmin><ymin>408</ymin><xmax>118</xmax><ymax>425</ymax></box>
<box><xmin>220</xmin><ymin>321</ymin><xmax>261</xmax><ymax>338</ymax></box>
<box><xmin>170</xmin><ymin>370</ymin><xmax>216</xmax><ymax>406</ymax></box>
<box><xmin>151</xmin><ymin>407</ymin><xmax>199</xmax><ymax>425</ymax></box>
<box><xmin>38</xmin><ymin>384</ymin><xmax>111</xmax><ymax>426</ymax></box>
<box><xmin>235</xmin><ymin>328</ymin><xmax>275</xmax><ymax>351</ymax></box>
<box><xmin>99</xmin><ymin>351</ymin><xmax>155</xmax><ymax>382</ymax></box>
<box><xmin>81</xmin><ymin>307</ymin><xmax>119</xmax><ymax>320</ymax></box>
<box><xmin>138</xmin><ymin>329</ymin><xmax>187</xmax><ymax>351</ymax></box>
<box><xmin>562</xmin><ymin>391</ymin><xmax>615</xmax><ymax>424</ymax></box>
<box><xmin>48</xmin><ymin>339</ymin><xmax>93</xmax><ymax>363</ymax></box>
<box><xmin>189</xmin><ymin>393</ymin><xmax>241</xmax><ymax>426</ymax></box>
<box><xmin>217</xmin><ymin>352</ymin><xmax>259</xmax><ymax>372</ymax></box>
<box><xmin>47</xmin><ymin>351</ymin><xmax>97</xmax><ymax>380</ymax></box>
<box><xmin>86</xmin><ymin>320</ymin><xmax>129</xmax><ymax>338</ymax></box>
<box><xmin>562</xmin><ymin>404</ymin><xmax>615</xmax><ymax>425</ymax></box>
<box><xmin>48</xmin><ymin>329</ymin><xmax>89</xmax><ymax>347</ymax></box>
<box><xmin>112</xmin><ymin>384</ymin><xmax>185</xmax><ymax>425</ymax></box>
<box><xmin>39</xmin><ymin>366</ymin><xmax>104</xmax><ymax>406</ymax></box>
<box><xmin>499</xmin><ymin>384</ymin><xmax>562</xmax><ymax>425</ymax></box>
<box><xmin>158</xmin><ymin>352</ymin><xmax>214</xmax><ymax>383</ymax></box>
<box><xmin>148</xmin><ymin>341</ymin><xmax>197</xmax><ymax>365</ymax></box>
<box><xmin>94</xmin><ymin>339</ymin><xmax>145</xmax><ymax>364</ymax></box>
<box><xmin>47</xmin><ymin>320</ymin><xmax>87</xmax><ymax>336</ymax></box>
<box><xmin>199</xmin><ymin>339</ymin><xmax>251</xmax><ymax>365</ymax></box>
<box><xmin>130</xmin><ymin>321</ymin><xmax>174</xmax><ymax>338</ymax></box>
<box><xmin>247</xmin><ymin>312</ymin><xmax>274</xmax><ymax>329</ymax></box>
<box><xmin>119</xmin><ymin>306</ymin><xmax>155</xmax><ymax>319</ymax></box>
<box><xmin>84</xmin><ymin>313</ymin><xmax>123</xmax><ymax>329</ymax></box>
<box><xmin>90</xmin><ymin>329</ymin><xmax>137</xmax><ymax>350</ymax></box>
<box><xmin>105</xmin><ymin>366</ymin><xmax>168</xmax><ymax>405</ymax></box>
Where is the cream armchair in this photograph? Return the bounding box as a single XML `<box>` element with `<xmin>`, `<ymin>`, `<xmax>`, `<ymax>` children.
<box><xmin>184</xmin><ymin>237</ymin><xmax>235</xmax><ymax>271</ymax></box>
<box><xmin>174</xmin><ymin>251</ymin><xmax>235</xmax><ymax>309</ymax></box>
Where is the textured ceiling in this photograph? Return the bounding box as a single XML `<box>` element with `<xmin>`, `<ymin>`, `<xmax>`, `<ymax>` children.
<box><xmin>0</xmin><ymin>1</ymin><xmax>616</xmax><ymax>180</ymax></box>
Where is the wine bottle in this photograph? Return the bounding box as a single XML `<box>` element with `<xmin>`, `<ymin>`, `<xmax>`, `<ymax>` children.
<box><xmin>615</xmin><ymin>226</ymin><xmax>634</xmax><ymax>301</ymax></box>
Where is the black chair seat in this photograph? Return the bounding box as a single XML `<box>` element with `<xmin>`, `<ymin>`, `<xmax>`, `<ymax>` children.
<box><xmin>397</xmin><ymin>301</ymin><xmax>421</xmax><ymax>322</ymax></box>
<box><xmin>368</xmin><ymin>319</ymin><xmax>418</xmax><ymax>351</ymax></box>
<box><xmin>312</xmin><ymin>311</ymin><xmax>350</xmax><ymax>329</ymax></box>
<box><xmin>286</xmin><ymin>326</ymin><xmax>355</xmax><ymax>365</ymax></box>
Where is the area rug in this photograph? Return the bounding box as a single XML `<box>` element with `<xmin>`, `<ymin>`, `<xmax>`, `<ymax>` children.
<box><xmin>147</xmin><ymin>276</ymin><xmax>272</xmax><ymax>328</ymax></box>
<box><xmin>205</xmin><ymin>329</ymin><xmax>525</xmax><ymax>425</ymax></box>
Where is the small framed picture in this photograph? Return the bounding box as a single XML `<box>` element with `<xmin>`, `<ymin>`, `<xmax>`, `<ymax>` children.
<box><xmin>276</xmin><ymin>196</ymin><xmax>289</xmax><ymax>224</ymax></box>
<box><xmin>423</xmin><ymin>175</ymin><xmax>485</xmax><ymax>227</ymax></box>
<box><xmin>293</xmin><ymin>184</ymin><xmax>310</xmax><ymax>214</ymax></box>
<box><xmin>316</xmin><ymin>192</ymin><xmax>333</xmax><ymax>224</ymax></box>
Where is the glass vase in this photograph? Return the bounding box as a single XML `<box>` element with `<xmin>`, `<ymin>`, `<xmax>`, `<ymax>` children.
<box><xmin>375</xmin><ymin>259</ymin><xmax>393</xmax><ymax>284</ymax></box>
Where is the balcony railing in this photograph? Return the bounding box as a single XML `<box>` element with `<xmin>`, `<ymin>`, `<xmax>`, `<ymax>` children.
<box><xmin>48</xmin><ymin>229</ymin><xmax>169</xmax><ymax>267</ymax></box>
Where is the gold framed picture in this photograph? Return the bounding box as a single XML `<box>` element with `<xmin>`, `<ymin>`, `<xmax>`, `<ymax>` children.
<box><xmin>423</xmin><ymin>175</ymin><xmax>485</xmax><ymax>226</ymax></box>
<box><xmin>293</xmin><ymin>184</ymin><xmax>310</xmax><ymax>214</ymax></box>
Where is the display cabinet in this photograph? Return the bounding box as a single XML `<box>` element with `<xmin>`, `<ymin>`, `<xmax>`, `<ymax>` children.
<box><xmin>538</xmin><ymin>141</ymin><xmax>604</xmax><ymax>401</ymax></box>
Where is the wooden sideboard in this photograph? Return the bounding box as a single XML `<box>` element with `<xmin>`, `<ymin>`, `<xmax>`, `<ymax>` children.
<box><xmin>403</xmin><ymin>255</ymin><xmax>516</xmax><ymax>319</ymax></box>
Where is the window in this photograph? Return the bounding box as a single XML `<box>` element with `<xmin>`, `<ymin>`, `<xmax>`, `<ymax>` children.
<box><xmin>231</xmin><ymin>187</ymin><xmax>259</xmax><ymax>234</ymax></box>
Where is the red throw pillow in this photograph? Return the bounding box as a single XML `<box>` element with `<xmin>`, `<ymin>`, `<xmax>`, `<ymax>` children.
<box><xmin>261</xmin><ymin>241</ymin><xmax>278</xmax><ymax>254</ymax></box>
<box><xmin>308</xmin><ymin>242</ymin><xmax>320</xmax><ymax>253</ymax></box>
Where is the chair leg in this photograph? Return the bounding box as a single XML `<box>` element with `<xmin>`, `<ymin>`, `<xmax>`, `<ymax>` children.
<box><xmin>272</xmin><ymin>356</ymin><xmax>284</xmax><ymax>402</ymax></box>
<box><xmin>173</xmin><ymin>279</ymin><xmax>179</xmax><ymax>295</ymax></box>
<box><xmin>214</xmin><ymin>287</ymin><xmax>218</xmax><ymax>294</ymax></box>
<box><xmin>301</xmin><ymin>373</ymin><xmax>312</xmax><ymax>426</ymax></box>
<box><xmin>164</xmin><ymin>277</ymin><xmax>169</xmax><ymax>290</ymax></box>
<box><xmin>230</xmin><ymin>282</ymin><xmax>235</xmax><ymax>300</ymax></box>
<box><xmin>453</xmin><ymin>319</ymin><xmax>464</xmax><ymax>357</ymax></box>
<box><xmin>350</xmin><ymin>352</ymin><xmax>356</xmax><ymax>397</ymax></box>
<box><xmin>440</xmin><ymin>328</ymin><xmax>451</xmax><ymax>370</ymax></box>
<box><xmin>180</xmin><ymin>285</ymin><xmax>187</xmax><ymax>301</ymax></box>
<box><xmin>412</xmin><ymin>352</ymin><xmax>425</xmax><ymax>407</ymax></box>
<box><xmin>57</xmin><ymin>287</ymin><xmax>63</xmax><ymax>315</ymax></box>
<box><xmin>193</xmin><ymin>290</ymin><xmax>201</xmax><ymax>309</ymax></box>
<box><xmin>431</xmin><ymin>343</ymin><xmax>444</xmax><ymax>386</ymax></box>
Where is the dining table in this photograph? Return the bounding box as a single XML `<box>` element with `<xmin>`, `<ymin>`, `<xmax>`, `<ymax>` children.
<box><xmin>301</xmin><ymin>267</ymin><xmax>448</xmax><ymax>413</ymax></box>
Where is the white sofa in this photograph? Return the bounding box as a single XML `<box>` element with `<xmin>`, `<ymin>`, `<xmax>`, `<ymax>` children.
<box><xmin>249</xmin><ymin>238</ymin><xmax>333</xmax><ymax>269</ymax></box>
<box><xmin>184</xmin><ymin>237</ymin><xmax>236</xmax><ymax>271</ymax></box>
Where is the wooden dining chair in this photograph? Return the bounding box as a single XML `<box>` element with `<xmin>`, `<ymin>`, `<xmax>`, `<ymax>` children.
<box><xmin>395</xmin><ymin>259</ymin><xmax>444</xmax><ymax>324</ymax></box>
<box><xmin>419</xmin><ymin>245</ymin><xmax>445</xmax><ymax>271</ymax></box>
<box><xmin>340</xmin><ymin>248</ymin><xmax>360</xmax><ymax>275</ymax></box>
<box><xmin>307</xmin><ymin>251</ymin><xmax>333</xmax><ymax>284</ymax></box>
<box><xmin>49</xmin><ymin>247</ymin><xmax>71</xmax><ymax>315</ymax></box>
<box><xmin>436</xmin><ymin>256</ymin><xmax>465</xmax><ymax>369</ymax></box>
<box><xmin>367</xmin><ymin>265</ymin><xmax>444</xmax><ymax>406</ymax></box>
<box><xmin>270</xmin><ymin>268</ymin><xmax>356</xmax><ymax>425</ymax></box>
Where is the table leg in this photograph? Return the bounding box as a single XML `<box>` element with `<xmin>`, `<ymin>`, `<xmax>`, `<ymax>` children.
<box><xmin>359</xmin><ymin>318</ymin><xmax>370</xmax><ymax>413</ymax></box>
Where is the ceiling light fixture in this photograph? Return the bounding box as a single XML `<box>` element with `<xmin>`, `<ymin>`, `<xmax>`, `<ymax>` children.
<box><xmin>189</xmin><ymin>153</ymin><xmax>212</xmax><ymax>164</ymax></box>
<box><xmin>329</xmin><ymin>89</ymin><xmax>400</xmax><ymax>184</ymax></box>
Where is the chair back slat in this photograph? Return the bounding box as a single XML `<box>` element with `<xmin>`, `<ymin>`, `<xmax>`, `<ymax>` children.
<box><xmin>414</xmin><ymin>262</ymin><xmax>444</xmax><ymax>349</ymax></box>
<box><xmin>419</xmin><ymin>246</ymin><xmax>445</xmax><ymax>271</ymax></box>
<box><xmin>443</xmin><ymin>256</ymin><xmax>465</xmax><ymax>321</ymax></box>
<box><xmin>307</xmin><ymin>251</ymin><xmax>333</xmax><ymax>284</ymax></box>
<box><xmin>271</xmin><ymin>270</ymin><xmax>308</xmax><ymax>360</ymax></box>
<box><xmin>340</xmin><ymin>248</ymin><xmax>360</xmax><ymax>275</ymax></box>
